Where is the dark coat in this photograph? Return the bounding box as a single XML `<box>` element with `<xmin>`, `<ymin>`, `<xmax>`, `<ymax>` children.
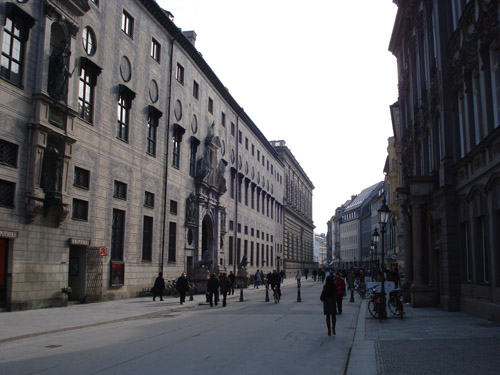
<box><xmin>321</xmin><ymin>283</ymin><xmax>338</xmax><ymax>315</ymax></box>
<box><xmin>207</xmin><ymin>275</ymin><xmax>219</xmax><ymax>293</ymax></box>
<box><xmin>152</xmin><ymin>276</ymin><xmax>165</xmax><ymax>294</ymax></box>
<box><xmin>176</xmin><ymin>275</ymin><xmax>189</xmax><ymax>292</ymax></box>
<box><xmin>219</xmin><ymin>275</ymin><xmax>230</xmax><ymax>293</ymax></box>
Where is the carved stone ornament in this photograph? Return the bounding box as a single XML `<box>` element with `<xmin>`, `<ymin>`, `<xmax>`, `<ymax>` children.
<box><xmin>27</xmin><ymin>198</ymin><xmax>44</xmax><ymax>223</ymax></box>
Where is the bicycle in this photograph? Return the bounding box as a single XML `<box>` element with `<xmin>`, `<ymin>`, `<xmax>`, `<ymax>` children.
<box><xmin>388</xmin><ymin>288</ymin><xmax>404</xmax><ymax>317</ymax></box>
<box><xmin>354</xmin><ymin>281</ymin><xmax>367</xmax><ymax>299</ymax></box>
<box><xmin>273</xmin><ymin>286</ymin><xmax>280</xmax><ymax>303</ymax></box>
<box><xmin>367</xmin><ymin>287</ymin><xmax>384</xmax><ymax>321</ymax></box>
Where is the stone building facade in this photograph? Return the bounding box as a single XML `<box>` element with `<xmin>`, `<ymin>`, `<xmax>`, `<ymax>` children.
<box><xmin>0</xmin><ymin>0</ymin><xmax>283</xmax><ymax>311</ymax></box>
<box><xmin>270</xmin><ymin>140</ymin><xmax>314</xmax><ymax>275</ymax></box>
<box><xmin>390</xmin><ymin>0</ymin><xmax>500</xmax><ymax>321</ymax></box>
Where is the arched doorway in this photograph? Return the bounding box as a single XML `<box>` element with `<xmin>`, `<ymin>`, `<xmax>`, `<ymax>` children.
<box><xmin>202</xmin><ymin>215</ymin><xmax>215</xmax><ymax>269</ymax></box>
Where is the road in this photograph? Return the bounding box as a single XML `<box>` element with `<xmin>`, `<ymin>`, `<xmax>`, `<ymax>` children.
<box><xmin>0</xmin><ymin>281</ymin><xmax>358</xmax><ymax>375</ymax></box>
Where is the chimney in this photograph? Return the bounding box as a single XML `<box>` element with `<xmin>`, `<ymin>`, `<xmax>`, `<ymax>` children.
<box><xmin>183</xmin><ymin>31</ymin><xmax>197</xmax><ymax>46</ymax></box>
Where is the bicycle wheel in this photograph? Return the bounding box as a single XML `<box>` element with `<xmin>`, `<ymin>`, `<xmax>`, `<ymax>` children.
<box><xmin>368</xmin><ymin>299</ymin><xmax>379</xmax><ymax>319</ymax></box>
<box><xmin>388</xmin><ymin>297</ymin><xmax>398</xmax><ymax>316</ymax></box>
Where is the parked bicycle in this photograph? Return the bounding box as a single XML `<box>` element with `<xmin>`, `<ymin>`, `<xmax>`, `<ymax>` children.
<box><xmin>367</xmin><ymin>286</ymin><xmax>385</xmax><ymax>321</ymax></box>
<box><xmin>354</xmin><ymin>281</ymin><xmax>367</xmax><ymax>299</ymax></box>
<box><xmin>387</xmin><ymin>288</ymin><xmax>404</xmax><ymax>317</ymax></box>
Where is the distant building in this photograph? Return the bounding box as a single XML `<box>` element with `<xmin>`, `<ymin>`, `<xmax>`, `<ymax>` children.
<box><xmin>314</xmin><ymin>233</ymin><xmax>327</xmax><ymax>267</ymax></box>
<box><xmin>271</xmin><ymin>140</ymin><xmax>315</xmax><ymax>276</ymax></box>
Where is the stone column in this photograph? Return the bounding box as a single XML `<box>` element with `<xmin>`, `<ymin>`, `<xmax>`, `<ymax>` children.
<box><xmin>412</xmin><ymin>203</ymin><xmax>425</xmax><ymax>286</ymax></box>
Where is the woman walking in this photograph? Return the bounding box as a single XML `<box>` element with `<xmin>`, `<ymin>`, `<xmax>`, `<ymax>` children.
<box><xmin>320</xmin><ymin>274</ymin><xmax>337</xmax><ymax>336</ymax></box>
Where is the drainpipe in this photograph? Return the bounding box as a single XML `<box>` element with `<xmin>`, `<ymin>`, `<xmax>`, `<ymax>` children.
<box><xmin>160</xmin><ymin>37</ymin><xmax>175</xmax><ymax>273</ymax></box>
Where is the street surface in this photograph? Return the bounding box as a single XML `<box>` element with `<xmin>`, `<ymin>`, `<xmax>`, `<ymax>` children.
<box><xmin>0</xmin><ymin>281</ymin><xmax>354</xmax><ymax>375</ymax></box>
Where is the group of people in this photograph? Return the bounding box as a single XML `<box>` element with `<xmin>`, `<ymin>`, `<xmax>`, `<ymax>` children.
<box><xmin>253</xmin><ymin>269</ymin><xmax>285</xmax><ymax>289</ymax></box>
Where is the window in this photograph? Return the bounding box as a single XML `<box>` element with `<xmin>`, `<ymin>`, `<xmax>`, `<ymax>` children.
<box><xmin>113</xmin><ymin>181</ymin><xmax>127</xmax><ymax>199</ymax></box>
<box><xmin>221</xmin><ymin>112</ymin><xmax>226</xmax><ymax>127</ymax></box>
<box><xmin>238</xmin><ymin>131</ymin><xmax>242</xmax><ymax>144</ymax></box>
<box><xmin>78</xmin><ymin>65</ymin><xmax>95</xmax><ymax>122</ymax></box>
<box><xmin>231</xmin><ymin>122</ymin><xmax>235</xmax><ymax>136</ymax></box>
<box><xmin>170</xmin><ymin>200</ymin><xmax>177</xmax><ymax>214</ymax></box>
<box><xmin>172</xmin><ymin>132</ymin><xmax>180</xmax><ymax>168</ymax></box>
<box><xmin>72</xmin><ymin>198</ymin><xmax>88</xmax><ymax>221</ymax></box>
<box><xmin>147</xmin><ymin>112</ymin><xmax>158</xmax><ymax>156</ymax></box>
<box><xmin>74</xmin><ymin>167</ymin><xmax>90</xmax><ymax>189</ymax></box>
<box><xmin>151</xmin><ymin>38</ymin><xmax>160</xmax><ymax>62</ymax></box>
<box><xmin>229</xmin><ymin>220</ymin><xmax>234</xmax><ymax>231</ymax></box>
<box><xmin>1</xmin><ymin>8</ymin><xmax>33</xmax><ymax>86</ymax></box>
<box><xmin>82</xmin><ymin>27</ymin><xmax>96</xmax><ymax>56</ymax></box>
<box><xmin>251</xmin><ymin>144</ymin><xmax>255</xmax><ymax>156</ymax></box>
<box><xmin>208</xmin><ymin>97</ymin><xmax>213</xmax><ymax>114</ymax></box>
<box><xmin>0</xmin><ymin>179</ymin><xmax>15</xmax><ymax>208</ymax></box>
<box><xmin>245</xmin><ymin>137</ymin><xmax>249</xmax><ymax>150</ymax></box>
<box><xmin>168</xmin><ymin>222</ymin><xmax>176</xmax><ymax>262</ymax></box>
<box><xmin>229</xmin><ymin>236</ymin><xmax>234</xmax><ymax>265</ymax></box>
<box><xmin>144</xmin><ymin>191</ymin><xmax>154</xmax><ymax>208</ymax></box>
<box><xmin>176</xmin><ymin>63</ymin><xmax>184</xmax><ymax>84</ymax></box>
<box><xmin>193</xmin><ymin>80</ymin><xmax>199</xmax><ymax>99</ymax></box>
<box><xmin>244</xmin><ymin>225</ymin><xmax>248</xmax><ymax>235</ymax></box>
<box><xmin>142</xmin><ymin>216</ymin><xmax>153</xmax><ymax>261</ymax></box>
<box><xmin>111</xmin><ymin>209</ymin><xmax>125</xmax><ymax>261</ymax></box>
<box><xmin>0</xmin><ymin>139</ymin><xmax>18</xmax><ymax>168</ymax></box>
<box><xmin>91</xmin><ymin>0</ymin><xmax>99</xmax><ymax>4</ymax></box>
<box><xmin>190</xmin><ymin>139</ymin><xmax>199</xmax><ymax>177</ymax></box>
<box><xmin>117</xmin><ymin>93</ymin><xmax>131</xmax><ymax>142</ymax></box>
<box><xmin>121</xmin><ymin>10</ymin><xmax>134</xmax><ymax>37</ymax></box>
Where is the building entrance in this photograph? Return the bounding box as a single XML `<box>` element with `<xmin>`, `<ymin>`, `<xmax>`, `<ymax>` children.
<box><xmin>202</xmin><ymin>215</ymin><xmax>215</xmax><ymax>269</ymax></box>
<box><xmin>68</xmin><ymin>245</ymin><xmax>87</xmax><ymax>302</ymax></box>
<box><xmin>0</xmin><ymin>239</ymin><xmax>8</xmax><ymax>308</ymax></box>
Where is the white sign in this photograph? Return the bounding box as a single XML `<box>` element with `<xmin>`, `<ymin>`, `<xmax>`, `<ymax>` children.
<box><xmin>365</xmin><ymin>281</ymin><xmax>396</xmax><ymax>294</ymax></box>
<box><xmin>0</xmin><ymin>229</ymin><xmax>18</xmax><ymax>239</ymax></box>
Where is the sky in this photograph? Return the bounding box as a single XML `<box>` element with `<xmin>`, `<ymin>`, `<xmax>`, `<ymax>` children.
<box><xmin>157</xmin><ymin>0</ymin><xmax>399</xmax><ymax>234</ymax></box>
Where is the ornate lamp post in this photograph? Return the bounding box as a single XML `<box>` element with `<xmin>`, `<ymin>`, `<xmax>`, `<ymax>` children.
<box><xmin>378</xmin><ymin>198</ymin><xmax>390</xmax><ymax>320</ymax></box>
<box><xmin>372</xmin><ymin>228</ymin><xmax>379</xmax><ymax>278</ymax></box>
<box><xmin>370</xmin><ymin>242</ymin><xmax>374</xmax><ymax>278</ymax></box>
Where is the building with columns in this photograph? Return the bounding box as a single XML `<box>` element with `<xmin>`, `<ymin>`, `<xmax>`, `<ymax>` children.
<box><xmin>0</xmin><ymin>0</ymin><xmax>283</xmax><ymax>311</ymax></box>
<box><xmin>270</xmin><ymin>140</ymin><xmax>315</xmax><ymax>276</ymax></box>
<box><xmin>390</xmin><ymin>0</ymin><xmax>500</xmax><ymax>321</ymax></box>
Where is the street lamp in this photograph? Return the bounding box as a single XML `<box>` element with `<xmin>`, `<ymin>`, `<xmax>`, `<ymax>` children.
<box><xmin>372</xmin><ymin>228</ymin><xmax>379</xmax><ymax>278</ymax></box>
<box><xmin>370</xmin><ymin>242</ymin><xmax>374</xmax><ymax>277</ymax></box>
<box><xmin>378</xmin><ymin>198</ymin><xmax>390</xmax><ymax>320</ymax></box>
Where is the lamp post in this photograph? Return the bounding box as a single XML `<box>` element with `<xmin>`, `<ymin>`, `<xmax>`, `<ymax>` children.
<box><xmin>370</xmin><ymin>242</ymin><xmax>374</xmax><ymax>278</ymax></box>
<box><xmin>372</xmin><ymin>228</ymin><xmax>379</xmax><ymax>279</ymax></box>
<box><xmin>378</xmin><ymin>198</ymin><xmax>390</xmax><ymax>320</ymax></box>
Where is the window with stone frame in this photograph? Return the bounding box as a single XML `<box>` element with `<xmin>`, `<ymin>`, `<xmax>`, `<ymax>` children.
<box><xmin>144</xmin><ymin>191</ymin><xmax>154</xmax><ymax>208</ymax></box>
<box><xmin>74</xmin><ymin>167</ymin><xmax>90</xmax><ymax>189</ymax></box>
<box><xmin>111</xmin><ymin>209</ymin><xmax>125</xmax><ymax>261</ymax></box>
<box><xmin>0</xmin><ymin>139</ymin><xmax>18</xmax><ymax>168</ymax></box>
<box><xmin>147</xmin><ymin>112</ymin><xmax>158</xmax><ymax>156</ymax></box>
<box><xmin>0</xmin><ymin>179</ymin><xmax>15</xmax><ymax>208</ymax></box>
<box><xmin>72</xmin><ymin>198</ymin><xmax>88</xmax><ymax>221</ymax></box>
<box><xmin>121</xmin><ymin>10</ymin><xmax>134</xmax><ymax>38</ymax></box>
<box><xmin>113</xmin><ymin>180</ymin><xmax>127</xmax><ymax>200</ymax></box>
<box><xmin>151</xmin><ymin>38</ymin><xmax>160</xmax><ymax>63</ymax></box>
<box><xmin>142</xmin><ymin>216</ymin><xmax>153</xmax><ymax>261</ymax></box>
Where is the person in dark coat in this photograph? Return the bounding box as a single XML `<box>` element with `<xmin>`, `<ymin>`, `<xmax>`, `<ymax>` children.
<box><xmin>152</xmin><ymin>272</ymin><xmax>165</xmax><ymax>301</ymax></box>
<box><xmin>219</xmin><ymin>272</ymin><xmax>230</xmax><ymax>307</ymax></box>
<box><xmin>207</xmin><ymin>273</ymin><xmax>220</xmax><ymax>307</ymax></box>
<box><xmin>320</xmin><ymin>274</ymin><xmax>337</xmax><ymax>336</ymax></box>
<box><xmin>228</xmin><ymin>271</ymin><xmax>235</xmax><ymax>295</ymax></box>
<box><xmin>335</xmin><ymin>272</ymin><xmax>346</xmax><ymax>314</ymax></box>
<box><xmin>176</xmin><ymin>272</ymin><xmax>189</xmax><ymax>305</ymax></box>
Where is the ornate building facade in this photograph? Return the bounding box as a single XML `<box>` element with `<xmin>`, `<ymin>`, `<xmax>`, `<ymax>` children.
<box><xmin>390</xmin><ymin>0</ymin><xmax>500</xmax><ymax>321</ymax></box>
<box><xmin>0</xmin><ymin>0</ymin><xmax>283</xmax><ymax>311</ymax></box>
<box><xmin>270</xmin><ymin>140</ymin><xmax>314</xmax><ymax>274</ymax></box>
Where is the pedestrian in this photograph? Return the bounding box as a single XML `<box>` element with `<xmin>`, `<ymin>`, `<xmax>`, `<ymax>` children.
<box><xmin>334</xmin><ymin>272</ymin><xmax>346</xmax><ymax>314</ymax></box>
<box><xmin>269</xmin><ymin>269</ymin><xmax>281</xmax><ymax>298</ymax></box>
<box><xmin>312</xmin><ymin>269</ymin><xmax>318</xmax><ymax>281</ymax></box>
<box><xmin>254</xmin><ymin>269</ymin><xmax>261</xmax><ymax>288</ymax></box>
<box><xmin>280</xmin><ymin>270</ymin><xmax>285</xmax><ymax>283</ymax></box>
<box><xmin>207</xmin><ymin>273</ymin><xmax>219</xmax><ymax>307</ymax></box>
<box><xmin>228</xmin><ymin>271</ymin><xmax>235</xmax><ymax>295</ymax></box>
<box><xmin>320</xmin><ymin>274</ymin><xmax>337</xmax><ymax>336</ymax></box>
<box><xmin>304</xmin><ymin>268</ymin><xmax>309</xmax><ymax>280</ymax></box>
<box><xmin>151</xmin><ymin>272</ymin><xmax>165</xmax><ymax>301</ymax></box>
<box><xmin>260</xmin><ymin>270</ymin><xmax>265</xmax><ymax>287</ymax></box>
<box><xmin>346</xmin><ymin>270</ymin><xmax>355</xmax><ymax>289</ymax></box>
<box><xmin>176</xmin><ymin>272</ymin><xmax>189</xmax><ymax>305</ymax></box>
<box><xmin>295</xmin><ymin>270</ymin><xmax>302</xmax><ymax>286</ymax></box>
<box><xmin>219</xmin><ymin>271</ymin><xmax>230</xmax><ymax>307</ymax></box>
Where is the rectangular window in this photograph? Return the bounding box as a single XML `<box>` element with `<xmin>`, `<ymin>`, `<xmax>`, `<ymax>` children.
<box><xmin>229</xmin><ymin>236</ymin><xmax>234</xmax><ymax>265</ymax></box>
<box><xmin>244</xmin><ymin>240</ymin><xmax>248</xmax><ymax>261</ymax></box>
<box><xmin>170</xmin><ymin>200</ymin><xmax>178</xmax><ymax>215</ymax></box>
<box><xmin>113</xmin><ymin>181</ymin><xmax>127</xmax><ymax>199</ymax></box>
<box><xmin>250</xmin><ymin>242</ymin><xmax>254</xmax><ymax>266</ymax></box>
<box><xmin>78</xmin><ymin>66</ymin><xmax>95</xmax><ymax>123</ymax></box>
<box><xmin>231</xmin><ymin>122</ymin><xmax>235</xmax><ymax>136</ymax></box>
<box><xmin>271</xmin><ymin>246</ymin><xmax>273</xmax><ymax>267</ymax></box>
<box><xmin>1</xmin><ymin>15</ymin><xmax>27</xmax><ymax>86</ymax></box>
<box><xmin>237</xmin><ymin>238</ymin><xmax>241</xmax><ymax>265</ymax></box>
<box><xmin>111</xmin><ymin>209</ymin><xmax>125</xmax><ymax>261</ymax></box>
<box><xmin>144</xmin><ymin>191</ymin><xmax>154</xmax><ymax>208</ymax></box>
<box><xmin>190</xmin><ymin>140</ymin><xmax>198</xmax><ymax>177</ymax></box>
<box><xmin>142</xmin><ymin>216</ymin><xmax>153</xmax><ymax>261</ymax></box>
<box><xmin>74</xmin><ymin>167</ymin><xmax>90</xmax><ymax>189</ymax></box>
<box><xmin>256</xmin><ymin>243</ymin><xmax>260</xmax><ymax>266</ymax></box>
<box><xmin>72</xmin><ymin>198</ymin><xmax>88</xmax><ymax>221</ymax></box>
<box><xmin>121</xmin><ymin>10</ymin><xmax>134</xmax><ymax>37</ymax></box>
<box><xmin>230</xmin><ymin>172</ymin><xmax>235</xmax><ymax>199</ymax></box>
<box><xmin>229</xmin><ymin>220</ymin><xmax>234</xmax><ymax>231</ymax></box>
<box><xmin>172</xmin><ymin>132</ymin><xmax>180</xmax><ymax>169</ymax></box>
<box><xmin>0</xmin><ymin>179</ymin><xmax>15</xmax><ymax>208</ymax></box>
<box><xmin>147</xmin><ymin>113</ymin><xmax>158</xmax><ymax>156</ymax></box>
<box><xmin>244</xmin><ymin>225</ymin><xmax>248</xmax><ymax>235</ymax></box>
<box><xmin>168</xmin><ymin>222</ymin><xmax>176</xmax><ymax>262</ymax></box>
<box><xmin>176</xmin><ymin>63</ymin><xmax>184</xmax><ymax>84</ymax></box>
<box><xmin>460</xmin><ymin>222</ymin><xmax>472</xmax><ymax>282</ymax></box>
<box><xmin>193</xmin><ymin>80</ymin><xmax>199</xmax><ymax>99</ymax></box>
<box><xmin>151</xmin><ymin>38</ymin><xmax>160</xmax><ymax>62</ymax></box>
<box><xmin>208</xmin><ymin>97</ymin><xmax>213</xmax><ymax>114</ymax></box>
<box><xmin>475</xmin><ymin>216</ymin><xmax>489</xmax><ymax>284</ymax></box>
<box><xmin>238</xmin><ymin>131</ymin><xmax>242</xmax><ymax>144</ymax></box>
<box><xmin>117</xmin><ymin>95</ymin><xmax>130</xmax><ymax>142</ymax></box>
<box><xmin>251</xmin><ymin>144</ymin><xmax>255</xmax><ymax>156</ymax></box>
<box><xmin>221</xmin><ymin>112</ymin><xmax>226</xmax><ymax>127</ymax></box>
<box><xmin>238</xmin><ymin>223</ymin><xmax>241</xmax><ymax>233</ymax></box>
<box><xmin>0</xmin><ymin>139</ymin><xmax>18</xmax><ymax>168</ymax></box>
<box><xmin>245</xmin><ymin>137</ymin><xmax>249</xmax><ymax>150</ymax></box>
<box><xmin>257</xmin><ymin>150</ymin><xmax>260</xmax><ymax>161</ymax></box>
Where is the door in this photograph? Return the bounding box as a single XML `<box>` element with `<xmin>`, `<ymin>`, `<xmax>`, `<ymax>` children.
<box><xmin>0</xmin><ymin>239</ymin><xmax>8</xmax><ymax>308</ymax></box>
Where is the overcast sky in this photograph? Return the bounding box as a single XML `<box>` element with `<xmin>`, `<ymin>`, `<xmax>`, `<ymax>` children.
<box><xmin>157</xmin><ymin>0</ymin><xmax>399</xmax><ymax>233</ymax></box>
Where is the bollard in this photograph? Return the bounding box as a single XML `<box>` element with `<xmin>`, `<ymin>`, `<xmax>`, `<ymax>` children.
<box><xmin>297</xmin><ymin>281</ymin><xmax>302</xmax><ymax>302</ymax></box>
<box><xmin>189</xmin><ymin>287</ymin><xmax>194</xmax><ymax>301</ymax></box>
<box><xmin>239</xmin><ymin>287</ymin><xmax>244</xmax><ymax>302</ymax></box>
<box><xmin>350</xmin><ymin>287</ymin><xmax>354</xmax><ymax>303</ymax></box>
<box><xmin>265</xmin><ymin>285</ymin><xmax>270</xmax><ymax>302</ymax></box>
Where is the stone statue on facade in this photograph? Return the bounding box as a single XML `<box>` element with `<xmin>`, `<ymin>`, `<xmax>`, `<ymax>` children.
<box><xmin>48</xmin><ymin>39</ymin><xmax>73</xmax><ymax>101</ymax></box>
<box><xmin>186</xmin><ymin>193</ymin><xmax>197</xmax><ymax>224</ymax></box>
<box><xmin>196</xmin><ymin>149</ymin><xmax>212</xmax><ymax>180</ymax></box>
<box><xmin>216</xmin><ymin>159</ymin><xmax>227</xmax><ymax>193</ymax></box>
<box><xmin>197</xmin><ymin>250</ymin><xmax>213</xmax><ymax>268</ymax></box>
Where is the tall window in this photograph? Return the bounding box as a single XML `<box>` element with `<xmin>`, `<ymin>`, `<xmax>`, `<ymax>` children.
<box><xmin>176</xmin><ymin>63</ymin><xmax>184</xmax><ymax>84</ymax></box>
<box><xmin>142</xmin><ymin>216</ymin><xmax>153</xmax><ymax>261</ymax></box>
<box><xmin>168</xmin><ymin>222</ymin><xmax>176</xmax><ymax>262</ymax></box>
<box><xmin>193</xmin><ymin>80</ymin><xmax>199</xmax><ymax>99</ymax></box>
<box><xmin>78</xmin><ymin>66</ymin><xmax>94</xmax><ymax>122</ymax></box>
<box><xmin>1</xmin><ymin>11</ymin><xmax>32</xmax><ymax>86</ymax></box>
<box><xmin>151</xmin><ymin>38</ymin><xmax>160</xmax><ymax>62</ymax></box>
<box><xmin>0</xmin><ymin>179</ymin><xmax>15</xmax><ymax>208</ymax></box>
<box><xmin>460</xmin><ymin>222</ymin><xmax>472</xmax><ymax>282</ymax></box>
<box><xmin>229</xmin><ymin>236</ymin><xmax>234</xmax><ymax>265</ymax></box>
<box><xmin>111</xmin><ymin>209</ymin><xmax>125</xmax><ymax>261</ymax></box>
<box><xmin>190</xmin><ymin>140</ymin><xmax>198</xmax><ymax>177</ymax></box>
<box><xmin>491</xmin><ymin>48</ymin><xmax>500</xmax><ymax>128</ymax></box>
<box><xmin>172</xmin><ymin>133</ymin><xmax>180</xmax><ymax>168</ymax></box>
<box><xmin>147</xmin><ymin>113</ymin><xmax>158</xmax><ymax>156</ymax></box>
<box><xmin>121</xmin><ymin>10</ymin><xmax>134</xmax><ymax>37</ymax></box>
<box><xmin>475</xmin><ymin>216</ymin><xmax>489</xmax><ymax>284</ymax></box>
<box><xmin>113</xmin><ymin>180</ymin><xmax>127</xmax><ymax>199</ymax></box>
<box><xmin>208</xmin><ymin>97</ymin><xmax>213</xmax><ymax>114</ymax></box>
<box><xmin>117</xmin><ymin>94</ymin><xmax>131</xmax><ymax>141</ymax></box>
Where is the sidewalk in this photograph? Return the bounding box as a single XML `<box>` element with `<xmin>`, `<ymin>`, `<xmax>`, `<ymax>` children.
<box><xmin>0</xmin><ymin>276</ymin><xmax>299</xmax><ymax>344</ymax></box>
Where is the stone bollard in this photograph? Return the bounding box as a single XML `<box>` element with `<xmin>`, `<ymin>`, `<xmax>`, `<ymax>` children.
<box><xmin>297</xmin><ymin>281</ymin><xmax>302</xmax><ymax>302</ymax></box>
<box><xmin>350</xmin><ymin>286</ymin><xmax>355</xmax><ymax>302</ymax></box>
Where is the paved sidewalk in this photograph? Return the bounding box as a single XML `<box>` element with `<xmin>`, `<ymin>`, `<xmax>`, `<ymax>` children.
<box><xmin>0</xmin><ymin>277</ymin><xmax>300</xmax><ymax>344</ymax></box>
